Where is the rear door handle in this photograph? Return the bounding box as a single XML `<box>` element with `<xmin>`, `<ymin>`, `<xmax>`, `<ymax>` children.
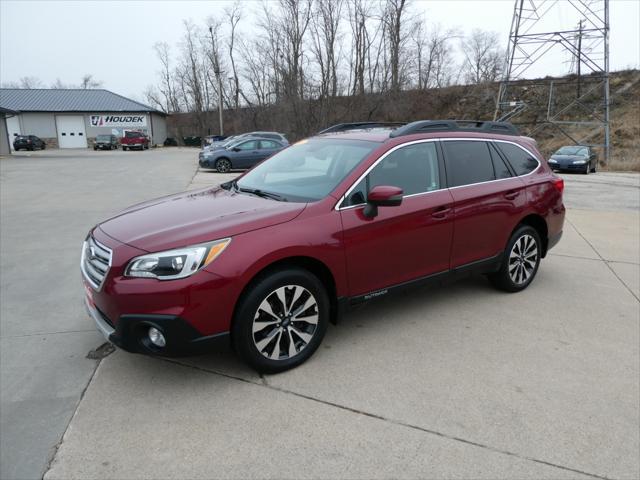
<box><xmin>431</xmin><ymin>206</ymin><xmax>452</xmax><ymax>219</ymax></box>
<box><xmin>504</xmin><ymin>190</ymin><xmax>520</xmax><ymax>200</ymax></box>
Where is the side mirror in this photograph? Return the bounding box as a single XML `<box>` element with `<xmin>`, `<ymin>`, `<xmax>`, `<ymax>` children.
<box><xmin>232</xmin><ymin>147</ymin><xmax>241</xmax><ymax>152</ymax></box>
<box><xmin>363</xmin><ymin>185</ymin><xmax>403</xmax><ymax>218</ymax></box>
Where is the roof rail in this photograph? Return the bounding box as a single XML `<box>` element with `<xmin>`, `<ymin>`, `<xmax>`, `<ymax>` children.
<box><xmin>388</xmin><ymin>120</ymin><xmax>520</xmax><ymax>138</ymax></box>
<box><xmin>318</xmin><ymin>121</ymin><xmax>406</xmax><ymax>135</ymax></box>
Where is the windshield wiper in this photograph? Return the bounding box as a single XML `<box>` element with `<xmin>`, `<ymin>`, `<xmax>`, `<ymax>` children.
<box><xmin>237</xmin><ymin>185</ymin><xmax>286</xmax><ymax>202</ymax></box>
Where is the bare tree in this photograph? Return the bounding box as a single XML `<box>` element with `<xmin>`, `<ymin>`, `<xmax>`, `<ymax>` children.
<box><xmin>310</xmin><ymin>0</ymin><xmax>344</xmax><ymax>98</ymax></box>
<box><xmin>348</xmin><ymin>0</ymin><xmax>377</xmax><ymax>95</ymax></box>
<box><xmin>460</xmin><ymin>29</ymin><xmax>502</xmax><ymax>85</ymax></box>
<box><xmin>80</xmin><ymin>74</ymin><xmax>103</xmax><ymax>89</ymax></box>
<box><xmin>382</xmin><ymin>0</ymin><xmax>410</xmax><ymax>92</ymax></box>
<box><xmin>412</xmin><ymin>22</ymin><xmax>457</xmax><ymax>89</ymax></box>
<box><xmin>2</xmin><ymin>76</ymin><xmax>44</xmax><ymax>88</ymax></box>
<box><xmin>151</xmin><ymin>42</ymin><xmax>180</xmax><ymax>112</ymax></box>
<box><xmin>225</xmin><ymin>2</ymin><xmax>242</xmax><ymax>109</ymax></box>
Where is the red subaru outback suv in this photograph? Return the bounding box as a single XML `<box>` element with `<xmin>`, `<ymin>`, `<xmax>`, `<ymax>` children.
<box><xmin>81</xmin><ymin>120</ymin><xmax>565</xmax><ymax>372</ymax></box>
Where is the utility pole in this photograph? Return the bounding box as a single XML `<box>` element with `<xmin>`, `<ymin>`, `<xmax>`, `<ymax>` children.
<box><xmin>577</xmin><ymin>19</ymin><xmax>584</xmax><ymax>98</ymax></box>
<box><xmin>208</xmin><ymin>26</ymin><xmax>224</xmax><ymax>136</ymax></box>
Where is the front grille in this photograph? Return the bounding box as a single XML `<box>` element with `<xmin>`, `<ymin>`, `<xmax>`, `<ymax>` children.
<box><xmin>81</xmin><ymin>236</ymin><xmax>112</xmax><ymax>290</ymax></box>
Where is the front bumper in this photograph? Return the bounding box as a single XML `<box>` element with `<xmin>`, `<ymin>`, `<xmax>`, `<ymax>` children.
<box><xmin>82</xmin><ymin>227</ymin><xmax>239</xmax><ymax>357</ymax></box>
<box><xmin>85</xmin><ymin>296</ymin><xmax>230</xmax><ymax>356</ymax></box>
<box><xmin>549</xmin><ymin>162</ymin><xmax>587</xmax><ymax>171</ymax></box>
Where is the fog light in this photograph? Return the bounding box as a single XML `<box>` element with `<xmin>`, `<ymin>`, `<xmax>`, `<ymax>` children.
<box><xmin>148</xmin><ymin>327</ymin><xmax>166</xmax><ymax>347</ymax></box>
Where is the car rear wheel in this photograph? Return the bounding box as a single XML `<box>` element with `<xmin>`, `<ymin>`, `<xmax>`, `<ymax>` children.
<box><xmin>590</xmin><ymin>162</ymin><xmax>597</xmax><ymax>173</ymax></box>
<box><xmin>232</xmin><ymin>268</ymin><xmax>329</xmax><ymax>373</ymax></box>
<box><xmin>215</xmin><ymin>158</ymin><xmax>232</xmax><ymax>173</ymax></box>
<box><xmin>489</xmin><ymin>225</ymin><xmax>541</xmax><ymax>292</ymax></box>
<box><xmin>123</xmin><ymin>146</ymin><xmax>128</xmax><ymax>151</ymax></box>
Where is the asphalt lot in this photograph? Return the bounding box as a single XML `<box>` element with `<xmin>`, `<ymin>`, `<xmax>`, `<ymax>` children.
<box><xmin>1</xmin><ymin>148</ymin><xmax>638</xmax><ymax>480</ymax></box>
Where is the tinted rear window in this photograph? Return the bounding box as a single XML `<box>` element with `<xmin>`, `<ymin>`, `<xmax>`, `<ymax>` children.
<box><xmin>497</xmin><ymin>143</ymin><xmax>539</xmax><ymax>176</ymax></box>
<box><xmin>442</xmin><ymin>141</ymin><xmax>495</xmax><ymax>187</ymax></box>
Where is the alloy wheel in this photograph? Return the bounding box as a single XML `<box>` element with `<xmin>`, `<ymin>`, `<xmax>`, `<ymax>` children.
<box><xmin>508</xmin><ymin>234</ymin><xmax>538</xmax><ymax>285</ymax></box>
<box><xmin>252</xmin><ymin>285</ymin><xmax>319</xmax><ymax>361</ymax></box>
<box><xmin>216</xmin><ymin>158</ymin><xmax>231</xmax><ymax>173</ymax></box>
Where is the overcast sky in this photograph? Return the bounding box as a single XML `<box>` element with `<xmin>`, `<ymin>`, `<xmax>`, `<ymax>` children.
<box><xmin>1</xmin><ymin>0</ymin><xmax>638</xmax><ymax>101</ymax></box>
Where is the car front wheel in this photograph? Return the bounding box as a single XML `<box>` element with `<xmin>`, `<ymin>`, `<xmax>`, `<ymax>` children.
<box><xmin>232</xmin><ymin>268</ymin><xmax>329</xmax><ymax>373</ymax></box>
<box><xmin>489</xmin><ymin>225</ymin><xmax>541</xmax><ymax>292</ymax></box>
<box><xmin>215</xmin><ymin>157</ymin><xmax>232</xmax><ymax>173</ymax></box>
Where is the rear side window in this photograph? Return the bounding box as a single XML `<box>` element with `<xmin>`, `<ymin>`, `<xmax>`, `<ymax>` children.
<box><xmin>260</xmin><ymin>140</ymin><xmax>279</xmax><ymax>149</ymax></box>
<box><xmin>489</xmin><ymin>143</ymin><xmax>512</xmax><ymax>179</ymax></box>
<box><xmin>442</xmin><ymin>141</ymin><xmax>495</xmax><ymax>187</ymax></box>
<box><xmin>496</xmin><ymin>143</ymin><xmax>539</xmax><ymax>176</ymax></box>
<box><xmin>344</xmin><ymin>142</ymin><xmax>440</xmax><ymax>207</ymax></box>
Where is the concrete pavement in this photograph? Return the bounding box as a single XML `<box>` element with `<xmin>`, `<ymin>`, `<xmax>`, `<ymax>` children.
<box><xmin>1</xmin><ymin>150</ymin><xmax>638</xmax><ymax>479</ymax></box>
<box><xmin>0</xmin><ymin>148</ymin><xmax>199</xmax><ymax>480</ymax></box>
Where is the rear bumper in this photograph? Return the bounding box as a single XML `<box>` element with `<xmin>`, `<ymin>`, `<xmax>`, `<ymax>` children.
<box><xmin>85</xmin><ymin>297</ymin><xmax>230</xmax><ymax>357</ymax></box>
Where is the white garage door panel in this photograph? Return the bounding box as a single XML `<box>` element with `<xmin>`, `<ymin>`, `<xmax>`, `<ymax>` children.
<box><xmin>6</xmin><ymin>116</ymin><xmax>21</xmax><ymax>150</ymax></box>
<box><xmin>56</xmin><ymin>115</ymin><xmax>87</xmax><ymax>148</ymax></box>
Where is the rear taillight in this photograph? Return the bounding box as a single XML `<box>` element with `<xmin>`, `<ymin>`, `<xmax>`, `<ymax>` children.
<box><xmin>552</xmin><ymin>177</ymin><xmax>564</xmax><ymax>194</ymax></box>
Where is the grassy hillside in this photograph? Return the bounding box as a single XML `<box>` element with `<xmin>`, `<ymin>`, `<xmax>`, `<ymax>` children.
<box><xmin>168</xmin><ymin>69</ymin><xmax>639</xmax><ymax>170</ymax></box>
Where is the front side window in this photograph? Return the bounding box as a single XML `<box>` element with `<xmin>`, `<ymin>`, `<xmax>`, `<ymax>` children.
<box><xmin>443</xmin><ymin>141</ymin><xmax>495</xmax><ymax>187</ymax></box>
<box><xmin>236</xmin><ymin>138</ymin><xmax>376</xmax><ymax>202</ymax></box>
<box><xmin>496</xmin><ymin>142</ymin><xmax>539</xmax><ymax>176</ymax></box>
<box><xmin>343</xmin><ymin>142</ymin><xmax>440</xmax><ymax>207</ymax></box>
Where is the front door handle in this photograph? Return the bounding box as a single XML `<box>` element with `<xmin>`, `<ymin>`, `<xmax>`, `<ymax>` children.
<box><xmin>504</xmin><ymin>190</ymin><xmax>520</xmax><ymax>200</ymax></box>
<box><xmin>431</xmin><ymin>206</ymin><xmax>452</xmax><ymax>219</ymax></box>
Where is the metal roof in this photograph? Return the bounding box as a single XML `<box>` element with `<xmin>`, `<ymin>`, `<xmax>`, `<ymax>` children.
<box><xmin>0</xmin><ymin>89</ymin><xmax>164</xmax><ymax>114</ymax></box>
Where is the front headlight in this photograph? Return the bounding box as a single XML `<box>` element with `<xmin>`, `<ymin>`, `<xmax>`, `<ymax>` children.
<box><xmin>572</xmin><ymin>159</ymin><xmax>587</xmax><ymax>164</ymax></box>
<box><xmin>125</xmin><ymin>238</ymin><xmax>230</xmax><ymax>280</ymax></box>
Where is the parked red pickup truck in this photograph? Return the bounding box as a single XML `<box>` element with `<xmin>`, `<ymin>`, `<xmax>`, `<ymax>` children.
<box><xmin>121</xmin><ymin>131</ymin><xmax>150</xmax><ymax>151</ymax></box>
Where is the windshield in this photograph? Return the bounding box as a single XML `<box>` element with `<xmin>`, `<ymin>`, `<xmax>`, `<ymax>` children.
<box><xmin>555</xmin><ymin>146</ymin><xmax>587</xmax><ymax>156</ymax></box>
<box><xmin>236</xmin><ymin>138</ymin><xmax>377</xmax><ymax>202</ymax></box>
<box><xmin>96</xmin><ymin>135</ymin><xmax>111</xmax><ymax>141</ymax></box>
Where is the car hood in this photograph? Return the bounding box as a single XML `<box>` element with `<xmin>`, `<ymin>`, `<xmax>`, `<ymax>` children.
<box><xmin>98</xmin><ymin>186</ymin><xmax>306</xmax><ymax>252</ymax></box>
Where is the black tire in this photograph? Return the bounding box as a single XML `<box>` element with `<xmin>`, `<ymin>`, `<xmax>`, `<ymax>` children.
<box><xmin>583</xmin><ymin>164</ymin><xmax>589</xmax><ymax>175</ymax></box>
<box><xmin>123</xmin><ymin>146</ymin><xmax>128</xmax><ymax>151</ymax></box>
<box><xmin>41</xmin><ymin>144</ymin><xmax>45</xmax><ymax>150</ymax></box>
<box><xmin>232</xmin><ymin>268</ymin><xmax>329</xmax><ymax>373</ymax></box>
<box><xmin>590</xmin><ymin>162</ymin><xmax>597</xmax><ymax>173</ymax></box>
<box><xmin>489</xmin><ymin>225</ymin><xmax>542</xmax><ymax>292</ymax></box>
<box><xmin>215</xmin><ymin>157</ymin><xmax>232</xmax><ymax>173</ymax></box>
<box><xmin>94</xmin><ymin>147</ymin><xmax>98</xmax><ymax>151</ymax></box>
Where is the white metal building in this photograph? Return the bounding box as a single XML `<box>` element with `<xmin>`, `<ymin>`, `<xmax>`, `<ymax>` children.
<box><xmin>0</xmin><ymin>88</ymin><xmax>167</xmax><ymax>150</ymax></box>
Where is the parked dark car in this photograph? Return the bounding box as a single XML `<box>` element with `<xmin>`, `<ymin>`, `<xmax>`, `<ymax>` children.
<box><xmin>199</xmin><ymin>138</ymin><xmax>286</xmax><ymax>172</ymax></box>
<box><xmin>548</xmin><ymin>145</ymin><xmax>597</xmax><ymax>174</ymax></box>
<box><xmin>183</xmin><ymin>136</ymin><xmax>202</xmax><ymax>147</ymax></box>
<box><xmin>82</xmin><ymin>120</ymin><xmax>565</xmax><ymax>373</ymax></box>
<box><xmin>94</xmin><ymin>135</ymin><xmax>119</xmax><ymax>151</ymax></box>
<box><xmin>203</xmin><ymin>135</ymin><xmax>228</xmax><ymax>147</ymax></box>
<box><xmin>164</xmin><ymin>137</ymin><xmax>178</xmax><ymax>147</ymax></box>
<box><xmin>13</xmin><ymin>135</ymin><xmax>45</xmax><ymax>151</ymax></box>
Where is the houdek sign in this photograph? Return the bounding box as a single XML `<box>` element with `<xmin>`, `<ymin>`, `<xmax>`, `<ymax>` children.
<box><xmin>89</xmin><ymin>115</ymin><xmax>147</xmax><ymax>128</ymax></box>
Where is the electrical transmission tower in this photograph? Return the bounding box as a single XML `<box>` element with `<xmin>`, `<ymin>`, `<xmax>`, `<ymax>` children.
<box><xmin>494</xmin><ymin>0</ymin><xmax>610</xmax><ymax>162</ymax></box>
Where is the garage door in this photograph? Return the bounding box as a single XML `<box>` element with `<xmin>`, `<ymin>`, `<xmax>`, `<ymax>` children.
<box><xmin>56</xmin><ymin>115</ymin><xmax>87</xmax><ymax>148</ymax></box>
<box><xmin>6</xmin><ymin>116</ymin><xmax>21</xmax><ymax>150</ymax></box>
